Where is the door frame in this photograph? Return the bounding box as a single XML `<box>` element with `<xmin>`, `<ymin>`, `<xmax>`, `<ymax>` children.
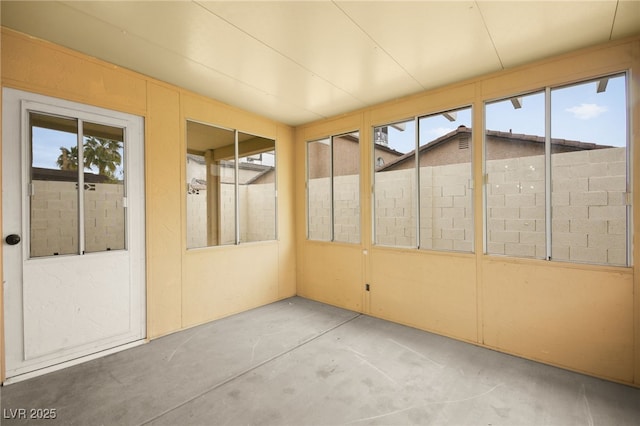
<box><xmin>2</xmin><ymin>88</ymin><xmax>147</xmax><ymax>384</ymax></box>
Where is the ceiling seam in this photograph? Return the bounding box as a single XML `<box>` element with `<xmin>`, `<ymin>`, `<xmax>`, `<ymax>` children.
<box><xmin>192</xmin><ymin>0</ymin><xmax>367</xmax><ymax>106</ymax></box>
<box><xmin>609</xmin><ymin>1</ymin><xmax>619</xmax><ymax>40</ymax></box>
<box><xmin>57</xmin><ymin>1</ymin><xmax>325</xmax><ymax>124</ymax></box>
<box><xmin>474</xmin><ymin>1</ymin><xmax>504</xmax><ymax>70</ymax></box>
<box><xmin>330</xmin><ymin>1</ymin><xmax>425</xmax><ymax>90</ymax></box>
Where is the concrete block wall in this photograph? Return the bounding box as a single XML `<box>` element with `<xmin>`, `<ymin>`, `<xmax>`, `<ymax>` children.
<box><xmin>244</xmin><ymin>183</ymin><xmax>276</xmax><ymax>242</ymax></box>
<box><xmin>486</xmin><ymin>153</ymin><xmax>546</xmax><ymax>258</ymax></box>
<box><xmin>307</xmin><ymin>174</ymin><xmax>362</xmax><ymax>244</ymax></box>
<box><xmin>186</xmin><ymin>183</ymin><xmax>277</xmax><ymax>247</ymax></box>
<box><xmin>30</xmin><ymin>180</ymin><xmax>124</xmax><ymax>257</ymax></box>
<box><xmin>333</xmin><ymin>174</ymin><xmax>360</xmax><ymax>244</ymax></box>
<box><xmin>307</xmin><ymin>147</ymin><xmax>625</xmax><ymax>265</ymax></box>
<box><xmin>186</xmin><ymin>191</ymin><xmax>208</xmax><ymax>248</ymax></box>
<box><xmin>420</xmin><ymin>162</ymin><xmax>473</xmax><ymax>252</ymax></box>
<box><xmin>220</xmin><ymin>183</ymin><xmax>236</xmax><ymax>245</ymax></box>
<box><xmin>307</xmin><ymin>166</ymin><xmax>474</xmax><ymax>249</ymax></box>
<box><xmin>375</xmin><ymin>168</ymin><xmax>417</xmax><ymax>247</ymax></box>
<box><xmin>307</xmin><ymin>177</ymin><xmax>332</xmax><ymax>241</ymax></box>
<box><xmin>487</xmin><ymin>147</ymin><xmax>626</xmax><ymax>265</ymax></box>
<box><xmin>551</xmin><ymin>147</ymin><xmax>626</xmax><ymax>265</ymax></box>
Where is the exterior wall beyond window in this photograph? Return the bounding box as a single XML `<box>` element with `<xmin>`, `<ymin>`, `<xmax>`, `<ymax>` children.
<box><xmin>307</xmin><ymin>132</ymin><xmax>360</xmax><ymax>244</ymax></box>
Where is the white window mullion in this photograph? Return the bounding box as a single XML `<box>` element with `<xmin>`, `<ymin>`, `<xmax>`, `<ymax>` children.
<box><xmin>234</xmin><ymin>129</ymin><xmax>240</xmax><ymax>245</ymax></box>
<box><xmin>414</xmin><ymin>116</ymin><xmax>420</xmax><ymax>249</ymax></box>
<box><xmin>544</xmin><ymin>87</ymin><xmax>552</xmax><ymax>261</ymax></box>
<box><xmin>78</xmin><ymin>120</ymin><xmax>86</xmax><ymax>255</ymax></box>
<box><xmin>625</xmin><ymin>71</ymin><xmax>632</xmax><ymax>266</ymax></box>
<box><xmin>330</xmin><ymin>136</ymin><xmax>335</xmax><ymax>242</ymax></box>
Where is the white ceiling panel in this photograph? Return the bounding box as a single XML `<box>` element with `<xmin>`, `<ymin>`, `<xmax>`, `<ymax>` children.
<box><xmin>612</xmin><ymin>0</ymin><xmax>640</xmax><ymax>39</ymax></box>
<box><xmin>335</xmin><ymin>1</ymin><xmax>502</xmax><ymax>90</ymax></box>
<box><xmin>478</xmin><ymin>0</ymin><xmax>618</xmax><ymax>68</ymax></box>
<box><xmin>0</xmin><ymin>1</ymin><xmax>324</xmax><ymax>124</ymax></box>
<box><xmin>58</xmin><ymin>1</ymin><xmax>365</xmax><ymax>120</ymax></box>
<box><xmin>1</xmin><ymin>1</ymin><xmax>638</xmax><ymax>126</ymax></box>
<box><xmin>197</xmin><ymin>1</ymin><xmax>425</xmax><ymax>106</ymax></box>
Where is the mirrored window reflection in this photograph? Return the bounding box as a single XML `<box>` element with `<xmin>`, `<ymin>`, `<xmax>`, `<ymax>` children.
<box><xmin>373</xmin><ymin>119</ymin><xmax>416</xmax><ymax>247</ymax></box>
<box><xmin>83</xmin><ymin>122</ymin><xmax>125</xmax><ymax>253</ymax></box>
<box><xmin>485</xmin><ymin>92</ymin><xmax>546</xmax><ymax>259</ymax></box>
<box><xmin>30</xmin><ymin>112</ymin><xmax>79</xmax><ymax>257</ymax></box>
<box><xmin>186</xmin><ymin>122</ymin><xmax>277</xmax><ymax>248</ymax></box>
<box><xmin>219</xmin><ymin>155</ymin><xmax>237</xmax><ymax>246</ymax></box>
<box><xmin>333</xmin><ymin>132</ymin><xmax>360</xmax><ymax>244</ymax></box>
<box><xmin>186</xmin><ymin>122</ymin><xmax>235</xmax><ymax>248</ymax></box>
<box><xmin>418</xmin><ymin>107</ymin><xmax>473</xmax><ymax>252</ymax></box>
<box><xmin>550</xmin><ymin>74</ymin><xmax>628</xmax><ymax>266</ymax></box>
<box><xmin>238</xmin><ymin>133</ymin><xmax>276</xmax><ymax>243</ymax></box>
<box><xmin>307</xmin><ymin>138</ymin><xmax>332</xmax><ymax>241</ymax></box>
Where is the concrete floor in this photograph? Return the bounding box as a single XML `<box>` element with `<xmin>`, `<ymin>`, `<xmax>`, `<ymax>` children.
<box><xmin>1</xmin><ymin>297</ymin><xmax>639</xmax><ymax>426</ymax></box>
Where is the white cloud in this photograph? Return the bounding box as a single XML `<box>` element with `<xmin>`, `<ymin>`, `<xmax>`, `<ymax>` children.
<box><xmin>565</xmin><ymin>103</ymin><xmax>607</xmax><ymax>120</ymax></box>
<box><xmin>429</xmin><ymin>127</ymin><xmax>454</xmax><ymax>138</ymax></box>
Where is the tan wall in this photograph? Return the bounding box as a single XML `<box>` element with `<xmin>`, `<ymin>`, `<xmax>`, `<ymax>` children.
<box><xmin>296</xmin><ymin>36</ymin><xmax>640</xmax><ymax>386</ymax></box>
<box><xmin>0</xmin><ymin>28</ymin><xmax>297</xmax><ymax>380</ymax></box>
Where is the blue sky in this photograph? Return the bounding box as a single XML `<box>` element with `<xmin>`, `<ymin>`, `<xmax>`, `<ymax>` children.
<box><xmin>32</xmin><ymin>127</ymin><xmax>77</xmax><ymax>170</ymax></box>
<box><xmin>382</xmin><ymin>73</ymin><xmax>627</xmax><ymax>154</ymax></box>
<box><xmin>33</xmin><ymin>75</ymin><xmax>627</xmax><ymax>168</ymax></box>
<box><xmin>32</xmin><ymin>127</ymin><xmax>125</xmax><ymax>178</ymax></box>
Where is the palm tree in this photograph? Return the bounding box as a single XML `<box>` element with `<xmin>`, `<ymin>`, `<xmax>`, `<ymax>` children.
<box><xmin>83</xmin><ymin>136</ymin><xmax>122</xmax><ymax>180</ymax></box>
<box><xmin>56</xmin><ymin>137</ymin><xmax>123</xmax><ymax>181</ymax></box>
<box><xmin>56</xmin><ymin>145</ymin><xmax>79</xmax><ymax>171</ymax></box>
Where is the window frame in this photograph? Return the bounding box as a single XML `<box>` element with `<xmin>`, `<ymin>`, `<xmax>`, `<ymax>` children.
<box><xmin>306</xmin><ymin>130</ymin><xmax>361</xmax><ymax>244</ymax></box>
<box><xmin>371</xmin><ymin>105</ymin><xmax>474</xmax><ymax>253</ymax></box>
<box><xmin>185</xmin><ymin>120</ymin><xmax>278</xmax><ymax>249</ymax></box>
<box><xmin>482</xmin><ymin>71</ymin><xmax>631</xmax><ymax>267</ymax></box>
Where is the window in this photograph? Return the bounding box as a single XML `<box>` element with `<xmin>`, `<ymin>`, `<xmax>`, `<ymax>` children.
<box><xmin>550</xmin><ymin>74</ymin><xmax>628</xmax><ymax>266</ymax></box>
<box><xmin>307</xmin><ymin>131</ymin><xmax>360</xmax><ymax>243</ymax></box>
<box><xmin>373</xmin><ymin>107</ymin><xmax>473</xmax><ymax>252</ymax></box>
<box><xmin>30</xmin><ymin>112</ymin><xmax>126</xmax><ymax>257</ymax></box>
<box><xmin>186</xmin><ymin>121</ymin><xmax>276</xmax><ymax>249</ymax></box>
<box><xmin>418</xmin><ymin>107</ymin><xmax>473</xmax><ymax>251</ymax></box>
<box><xmin>238</xmin><ymin>132</ymin><xmax>277</xmax><ymax>243</ymax></box>
<box><xmin>485</xmin><ymin>92</ymin><xmax>545</xmax><ymax>258</ymax></box>
<box><xmin>484</xmin><ymin>73</ymin><xmax>629</xmax><ymax>266</ymax></box>
<box><xmin>374</xmin><ymin>119</ymin><xmax>416</xmax><ymax>247</ymax></box>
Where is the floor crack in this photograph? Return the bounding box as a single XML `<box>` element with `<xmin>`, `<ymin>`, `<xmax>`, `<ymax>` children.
<box><xmin>139</xmin><ymin>312</ymin><xmax>362</xmax><ymax>425</ymax></box>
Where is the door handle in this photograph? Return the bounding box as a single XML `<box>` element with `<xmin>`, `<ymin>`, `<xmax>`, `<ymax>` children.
<box><xmin>5</xmin><ymin>234</ymin><xmax>21</xmax><ymax>245</ymax></box>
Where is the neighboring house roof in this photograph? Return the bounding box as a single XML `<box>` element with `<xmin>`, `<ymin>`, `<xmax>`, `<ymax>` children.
<box><xmin>337</xmin><ymin>132</ymin><xmax>405</xmax><ymax>157</ymax></box>
<box><xmin>377</xmin><ymin>125</ymin><xmax>613</xmax><ymax>171</ymax></box>
<box><xmin>187</xmin><ymin>153</ymin><xmax>274</xmax><ymax>186</ymax></box>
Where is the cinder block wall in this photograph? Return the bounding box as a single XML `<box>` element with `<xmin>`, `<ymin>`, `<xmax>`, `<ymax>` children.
<box><xmin>30</xmin><ymin>180</ymin><xmax>125</xmax><ymax>257</ymax></box>
<box><xmin>308</xmin><ymin>147</ymin><xmax>624</xmax><ymax>265</ymax></box>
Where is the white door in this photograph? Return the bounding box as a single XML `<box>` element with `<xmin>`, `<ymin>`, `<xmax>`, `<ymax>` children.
<box><xmin>2</xmin><ymin>88</ymin><xmax>146</xmax><ymax>382</ymax></box>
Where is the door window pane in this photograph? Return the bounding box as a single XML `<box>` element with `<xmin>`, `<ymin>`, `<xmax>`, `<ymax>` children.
<box><xmin>485</xmin><ymin>92</ymin><xmax>546</xmax><ymax>259</ymax></box>
<box><xmin>550</xmin><ymin>74</ymin><xmax>628</xmax><ymax>266</ymax></box>
<box><xmin>238</xmin><ymin>133</ymin><xmax>276</xmax><ymax>243</ymax></box>
<box><xmin>374</xmin><ymin>119</ymin><xmax>416</xmax><ymax>247</ymax></box>
<box><xmin>333</xmin><ymin>132</ymin><xmax>360</xmax><ymax>243</ymax></box>
<box><xmin>418</xmin><ymin>107</ymin><xmax>473</xmax><ymax>252</ymax></box>
<box><xmin>83</xmin><ymin>122</ymin><xmax>125</xmax><ymax>253</ymax></box>
<box><xmin>307</xmin><ymin>138</ymin><xmax>332</xmax><ymax>241</ymax></box>
<box><xmin>30</xmin><ymin>112</ymin><xmax>79</xmax><ymax>257</ymax></box>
